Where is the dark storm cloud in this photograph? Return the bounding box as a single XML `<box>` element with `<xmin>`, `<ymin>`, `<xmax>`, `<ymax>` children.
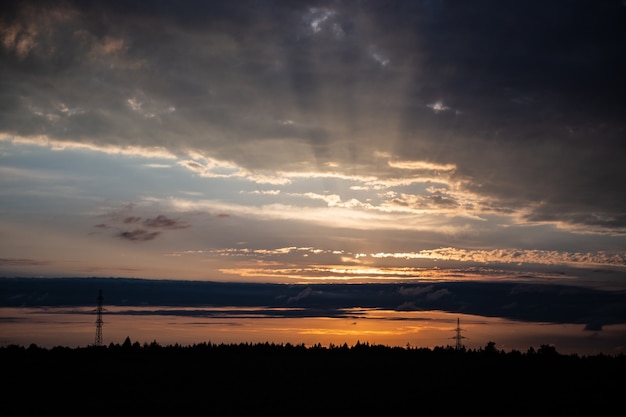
<box><xmin>1</xmin><ymin>0</ymin><xmax>625</xmax><ymax>231</ymax></box>
<box><xmin>525</xmin><ymin>210</ymin><xmax>626</xmax><ymax>231</ymax></box>
<box><xmin>388</xmin><ymin>1</ymin><xmax>626</xmax><ymax>232</ymax></box>
<box><xmin>387</xmin><ymin>1</ymin><xmax>625</xmax><ymax>230</ymax></box>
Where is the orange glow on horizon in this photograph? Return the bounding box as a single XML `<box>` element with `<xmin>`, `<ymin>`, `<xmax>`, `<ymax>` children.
<box><xmin>2</xmin><ymin>307</ymin><xmax>624</xmax><ymax>356</ymax></box>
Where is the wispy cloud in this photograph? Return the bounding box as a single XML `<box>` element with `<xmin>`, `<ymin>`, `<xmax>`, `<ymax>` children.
<box><xmin>1</xmin><ymin>135</ymin><xmax>177</xmax><ymax>160</ymax></box>
<box><xmin>370</xmin><ymin>248</ymin><xmax>626</xmax><ymax>268</ymax></box>
<box><xmin>165</xmin><ymin>245</ymin><xmax>626</xmax><ymax>282</ymax></box>
<box><xmin>158</xmin><ymin>196</ymin><xmax>472</xmax><ymax>234</ymax></box>
<box><xmin>0</xmin><ymin>258</ymin><xmax>50</xmax><ymax>266</ymax></box>
<box><xmin>388</xmin><ymin>160</ymin><xmax>456</xmax><ymax>172</ymax></box>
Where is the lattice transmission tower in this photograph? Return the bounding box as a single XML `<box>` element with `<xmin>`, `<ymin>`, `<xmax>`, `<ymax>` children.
<box><xmin>94</xmin><ymin>289</ymin><xmax>105</xmax><ymax>347</ymax></box>
<box><xmin>451</xmin><ymin>317</ymin><xmax>467</xmax><ymax>350</ymax></box>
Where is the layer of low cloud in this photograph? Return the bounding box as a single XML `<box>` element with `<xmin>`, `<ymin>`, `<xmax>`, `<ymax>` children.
<box><xmin>2</xmin><ymin>277</ymin><xmax>624</xmax><ymax>330</ymax></box>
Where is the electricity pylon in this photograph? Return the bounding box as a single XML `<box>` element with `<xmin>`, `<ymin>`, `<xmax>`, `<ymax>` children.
<box><xmin>94</xmin><ymin>289</ymin><xmax>105</xmax><ymax>347</ymax></box>
<box><xmin>451</xmin><ymin>317</ymin><xmax>467</xmax><ymax>350</ymax></box>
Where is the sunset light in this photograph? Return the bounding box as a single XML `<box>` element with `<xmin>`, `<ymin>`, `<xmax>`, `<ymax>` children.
<box><xmin>1</xmin><ymin>0</ymin><xmax>625</xmax><ymax>358</ymax></box>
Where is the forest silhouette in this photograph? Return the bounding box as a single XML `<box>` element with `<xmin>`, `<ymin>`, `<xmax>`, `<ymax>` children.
<box><xmin>3</xmin><ymin>338</ymin><xmax>624</xmax><ymax>416</ymax></box>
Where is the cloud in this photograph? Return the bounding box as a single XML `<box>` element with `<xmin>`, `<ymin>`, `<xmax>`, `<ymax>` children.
<box><xmin>118</xmin><ymin>229</ymin><xmax>160</xmax><ymax>242</ymax></box>
<box><xmin>398</xmin><ymin>285</ymin><xmax>435</xmax><ymax>297</ymax></box>
<box><xmin>287</xmin><ymin>287</ymin><xmax>322</xmax><ymax>303</ymax></box>
<box><xmin>160</xmin><ymin>196</ymin><xmax>473</xmax><ymax>234</ymax></box>
<box><xmin>426</xmin><ymin>101</ymin><xmax>452</xmax><ymax>113</ymax></box>
<box><xmin>1</xmin><ymin>135</ymin><xmax>176</xmax><ymax>160</ymax></box>
<box><xmin>427</xmin><ymin>288</ymin><xmax>451</xmax><ymax>300</ymax></box>
<box><xmin>3</xmin><ymin>277</ymin><xmax>625</xmax><ymax>329</ymax></box>
<box><xmin>0</xmin><ymin>0</ymin><xmax>625</xmax><ymax>238</ymax></box>
<box><xmin>522</xmin><ymin>209</ymin><xmax>626</xmax><ymax>235</ymax></box>
<box><xmin>143</xmin><ymin>163</ymin><xmax>172</xmax><ymax>169</ymax></box>
<box><xmin>143</xmin><ymin>215</ymin><xmax>189</xmax><ymax>229</ymax></box>
<box><xmin>0</xmin><ymin>258</ymin><xmax>50</xmax><ymax>266</ymax></box>
<box><xmin>388</xmin><ymin>160</ymin><xmax>456</xmax><ymax>172</ymax></box>
<box><xmin>97</xmin><ymin>206</ymin><xmax>190</xmax><ymax>242</ymax></box>
<box><xmin>371</xmin><ymin>248</ymin><xmax>626</xmax><ymax>268</ymax></box>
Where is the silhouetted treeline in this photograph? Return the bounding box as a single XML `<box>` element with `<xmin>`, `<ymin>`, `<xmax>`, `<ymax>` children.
<box><xmin>3</xmin><ymin>339</ymin><xmax>624</xmax><ymax>417</ymax></box>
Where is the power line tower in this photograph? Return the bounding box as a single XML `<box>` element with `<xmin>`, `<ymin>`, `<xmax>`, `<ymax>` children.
<box><xmin>451</xmin><ymin>317</ymin><xmax>467</xmax><ymax>350</ymax></box>
<box><xmin>94</xmin><ymin>289</ymin><xmax>104</xmax><ymax>347</ymax></box>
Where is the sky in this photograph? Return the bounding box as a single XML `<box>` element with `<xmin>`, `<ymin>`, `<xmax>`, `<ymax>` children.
<box><xmin>1</xmin><ymin>0</ymin><xmax>626</xmax><ymax>289</ymax></box>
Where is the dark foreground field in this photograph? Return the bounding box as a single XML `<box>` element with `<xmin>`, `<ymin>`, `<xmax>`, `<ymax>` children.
<box><xmin>3</xmin><ymin>341</ymin><xmax>624</xmax><ymax>416</ymax></box>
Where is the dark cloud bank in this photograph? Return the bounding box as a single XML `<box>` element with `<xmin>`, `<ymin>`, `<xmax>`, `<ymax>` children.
<box><xmin>1</xmin><ymin>277</ymin><xmax>624</xmax><ymax>330</ymax></box>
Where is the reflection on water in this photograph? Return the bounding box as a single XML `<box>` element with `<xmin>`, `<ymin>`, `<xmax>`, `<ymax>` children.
<box><xmin>1</xmin><ymin>307</ymin><xmax>624</xmax><ymax>356</ymax></box>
